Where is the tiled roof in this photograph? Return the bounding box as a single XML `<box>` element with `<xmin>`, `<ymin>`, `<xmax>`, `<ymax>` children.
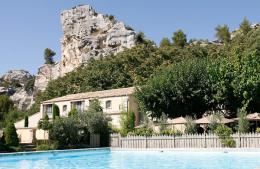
<box><xmin>43</xmin><ymin>87</ymin><xmax>135</xmax><ymax>104</ymax></box>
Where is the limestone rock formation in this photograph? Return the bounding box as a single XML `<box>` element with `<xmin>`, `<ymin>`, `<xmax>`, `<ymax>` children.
<box><xmin>34</xmin><ymin>4</ymin><xmax>136</xmax><ymax>91</ymax></box>
<box><xmin>0</xmin><ymin>70</ymin><xmax>34</xmax><ymax>110</ymax></box>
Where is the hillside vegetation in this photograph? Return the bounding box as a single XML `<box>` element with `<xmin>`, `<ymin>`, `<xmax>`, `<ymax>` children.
<box><xmin>29</xmin><ymin>19</ymin><xmax>260</xmax><ymax>118</ymax></box>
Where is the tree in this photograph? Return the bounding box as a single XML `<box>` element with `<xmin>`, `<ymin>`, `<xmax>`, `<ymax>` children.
<box><xmin>52</xmin><ymin>104</ymin><xmax>60</xmax><ymax>120</ymax></box>
<box><xmin>68</xmin><ymin>107</ymin><xmax>78</xmax><ymax>117</ymax></box>
<box><xmin>136</xmin><ymin>58</ymin><xmax>210</xmax><ymax>118</ymax></box>
<box><xmin>239</xmin><ymin>17</ymin><xmax>251</xmax><ymax>35</ymax></box>
<box><xmin>0</xmin><ymin>95</ymin><xmax>13</xmax><ymax>122</ymax></box>
<box><xmin>44</xmin><ymin>48</ymin><xmax>56</xmax><ymax>64</ymax></box>
<box><xmin>160</xmin><ymin>37</ymin><xmax>171</xmax><ymax>47</ymax></box>
<box><xmin>4</xmin><ymin>122</ymin><xmax>19</xmax><ymax>146</ymax></box>
<box><xmin>215</xmin><ymin>25</ymin><xmax>230</xmax><ymax>43</ymax></box>
<box><xmin>184</xmin><ymin>116</ymin><xmax>197</xmax><ymax>134</ymax></box>
<box><xmin>24</xmin><ymin>115</ymin><xmax>28</xmax><ymax>127</ymax></box>
<box><xmin>119</xmin><ymin>111</ymin><xmax>135</xmax><ymax>136</ymax></box>
<box><xmin>237</xmin><ymin>107</ymin><xmax>250</xmax><ymax>133</ymax></box>
<box><xmin>38</xmin><ymin>114</ymin><xmax>52</xmax><ymax>131</ymax></box>
<box><xmin>49</xmin><ymin>117</ymin><xmax>79</xmax><ymax>148</ymax></box>
<box><xmin>159</xmin><ymin>113</ymin><xmax>168</xmax><ymax>132</ymax></box>
<box><xmin>172</xmin><ymin>29</ymin><xmax>187</xmax><ymax>48</ymax></box>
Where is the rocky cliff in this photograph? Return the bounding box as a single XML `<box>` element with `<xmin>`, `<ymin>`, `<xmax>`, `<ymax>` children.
<box><xmin>0</xmin><ymin>70</ymin><xmax>34</xmax><ymax>110</ymax></box>
<box><xmin>34</xmin><ymin>5</ymin><xmax>136</xmax><ymax>92</ymax></box>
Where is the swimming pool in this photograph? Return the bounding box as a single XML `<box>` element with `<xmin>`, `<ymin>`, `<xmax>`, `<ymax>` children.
<box><xmin>0</xmin><ymin>148</ymin><xmax>260</xmax><ymax>169</ymax></box>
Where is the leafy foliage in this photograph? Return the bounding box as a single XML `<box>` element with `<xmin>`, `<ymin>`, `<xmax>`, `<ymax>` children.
<box><xmin>136</xmin><ymin>58</ymin><xmax>210</xmax><ymax>118</ymax></box>
<box><xmin>215</xmin><ymin>24</ymin><xmax>231</xmax><ymax>43</ymax></box>
<box><xmin>160</xmin><ymin>37</ymin><xmax>171</xmax><ymax>47</ymax></box>
<box><xmin>172</xmin><ymin>29</ymin><xmax>187</xmax><ymax>48</ymax></box>
<box><xmin>4</xmin><ymin>122</ymin><xmax>19</xmax><ymax>147</ymax></box>
<box><xmin>237</xmin><ymin>107</ymin><xmax>250</xmax><ymax>133</ymax></box>
<box><xmin>52</xmin><ymin>104</ymin><xmax>60</xmax><ymax>120</ymax></box>
<box><xmin>214</xmin><ymin>124</ymin><xmax>235</xmax><ymax>147</ymax></box>
<box><xmin>44</xmin><ymin>48</ymin><xmax>56</xmax><ymax>64</ymax></box>
<box><xmin>184</xmin><ymin>116</ymin><xmax>197</xmax><ymax>134</ymax></box>
<box><xmin>119</xmin><ymin>111</ymin><xmax>135</xmax><ymax>136</ymax></box>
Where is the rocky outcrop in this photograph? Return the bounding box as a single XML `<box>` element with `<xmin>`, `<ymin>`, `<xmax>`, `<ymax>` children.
<box><xmin>34</xmin><ymin>63</ymin><xmax>60</xmax><ymax>92</ymax></box>
<box><xmin>34</xmin><ymin>4</ymin><xmax>136</xmax><ymax>91</ymax></box>
<box><xmin>0</xmin><ymin>70</ymin><xmax>34</xmax><ymax>110</ymax></box>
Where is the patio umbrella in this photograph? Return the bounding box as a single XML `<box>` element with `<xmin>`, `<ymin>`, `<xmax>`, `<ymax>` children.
<box><xmin>167</xmin><ymin>117</ymin><xmax>187</xmax><ymax>124</ymax></box>
<box><xmin>246</xmin><ymin>113</ymin><xmax>260</xmax><ymax>121</ymax></box>
<box><xmin>195</xmin><ymin>115</ymin><xmax>234</xmax><ymax>124</ymax></box>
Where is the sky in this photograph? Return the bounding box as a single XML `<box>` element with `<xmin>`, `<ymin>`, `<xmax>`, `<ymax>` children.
<box><xmin>0</xmin><ymin>0</ymin><xmax>260</xmax><ymax>76</ymax></box>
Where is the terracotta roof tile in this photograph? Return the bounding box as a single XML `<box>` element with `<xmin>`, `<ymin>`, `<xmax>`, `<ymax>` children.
<box><xmin>43</xmin><ymin>87</ymin><xmax>135</xmax><ymax>104</ymax></box>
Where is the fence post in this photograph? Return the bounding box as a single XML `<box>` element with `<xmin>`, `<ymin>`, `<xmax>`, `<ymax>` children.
<box><xmin>173</xmin><ymin>134</ymin><xmax>175</xmax><ymax>148</ymax></box>
<box><xmin>237</xmin><ymin>133</ymin><xmax>241</xmax><ymax>148</ymax></box>
<box><xmin>145</xmin><ymin>136</ymin><xmax>148</xmax><ymax>149</ymax></box>
<box><xmin>204</xmin><ymin>133</ymin><xmax>207</xmax><ymax>148</ymax></box>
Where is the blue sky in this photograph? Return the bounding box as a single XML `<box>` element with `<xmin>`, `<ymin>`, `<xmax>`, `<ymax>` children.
<box><xmin>0</xmin><ymin>0</ymin><xmax>260</xmax><ymax>76</ymax></box>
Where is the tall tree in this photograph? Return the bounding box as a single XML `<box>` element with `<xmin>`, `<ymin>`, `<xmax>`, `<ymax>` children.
<box><xmin>0</xmin><ymin>95</ymin><xmax>13</xmax><ymax>122</ymax></box>
<box><xmin>215</xmin><ymin>25</ymin><xmax>231</xmax><ymax>43</ymax></box>
<box><xmin>52</xmin><ymin>104</ymin><xmax>60</xmax><ymax>120</ymax></box>
<box><xmin>44</xmin><ymin>48</ymin><xmax>56</xmax><ymax>64</ymax></box>
<box><xmin>160</xmin><ymin>37</ymin><xmax>171</xmax><ymax>47</ymax></box>
<box><xmin>239</xmin><ymin>17</ymin><xmax>251</xmax><ymax>35</ymax></box>
<box><xmin>4</xmin><ymin>122</ymin><xmax>19</xmax><ymax>146</ymax></box>
<box><xmin>172</xmin><ymin>30</ymin><xmax>187</xmax><ymax>48</ymax></box>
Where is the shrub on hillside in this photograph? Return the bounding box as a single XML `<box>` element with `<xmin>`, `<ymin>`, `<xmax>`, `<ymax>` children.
<box><xmin>4</xmin><ymin>122</ymin><xmax>19</xmax><ymax>147</ymax></box>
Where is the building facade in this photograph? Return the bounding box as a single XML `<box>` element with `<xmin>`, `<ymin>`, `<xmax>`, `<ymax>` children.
<box><xmin>40</xmin><ymin>87</ymin><xmax>139</xmax><ymax>127</ymax></box>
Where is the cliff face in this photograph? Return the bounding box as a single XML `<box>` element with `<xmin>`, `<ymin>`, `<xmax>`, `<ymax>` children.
<box><xmin>34</xmin><ymin>5</ymin><xmax>136</xmax><ymax>92</ymax></box>
<box><xmin>0</xmin><ymin>70</ymin><xmax>34</xmax><ymax>110</ymax></box>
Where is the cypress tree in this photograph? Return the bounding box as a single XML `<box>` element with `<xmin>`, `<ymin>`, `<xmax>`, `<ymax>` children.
<box><xmin>24</xmin><ymin>115</ymin><xmax>28</xmax><ymax>127</ymax></box>
<box><xmin>4</xmin><ymin>122</ymin><xmax>19</xmax><ymax>146</ymax></box>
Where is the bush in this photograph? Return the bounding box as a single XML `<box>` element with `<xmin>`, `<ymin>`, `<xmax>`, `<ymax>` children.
<box><xmin>119</xmin><ymin>111</ymin><xmax>135</xmax><ymax>136</ymax></box>
<box><xmin>49</xmin><ymin>117</ymin><xmax>79</xmax><ymax>148</ymax></box>
<box><xmin>160</xmin><ymin>129</ymin><xmax>182</xmax><ymax>136</ymax></box>
<box><xmin>237</xmin><ymin>107</ymin><xmax>250</xmax><ymax>133</ymax></box>
<box><xmin>36</xmin><ymin>142</ymin><xmax>58</xmax><ymax>151</ymax></box>
<box><xmin>214</xmin><ymin>124</ymin><xmax>235</xmax><ymax>147</ymax></box>
<box><xmin>185</xmin><ymin>116</ymin><xmax>197</xmax><ymax>134</ymax></box>
<box><xmin>129</xmin><ymin>127</ymin><xmax>154</xmax><ymax>136</ymax></box>
<box><xmin>256</xmin><ymin>128</ymin><xmax>260</xmax><ymax>133</ymax></box>
<box><xmin>4</xmin><ymin>122</ymin><xmax>19</xmax><ymax>147</ymax></box>
<box><xmin>68</xmin><ymin>107</ymin><xmax>78</xmax><ymax>117</ymax></box>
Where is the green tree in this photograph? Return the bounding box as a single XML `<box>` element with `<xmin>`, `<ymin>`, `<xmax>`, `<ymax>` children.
<box><xmin>0</xmin><ymin>95</ymin><xmax>13</xmax><ymax>124</ymax></box>
<box><xmin>237</xmin><ymin>107</ymin><xmax>250</xmax><ymax>133</ymax></box>
<box><xmin>4</xmin><ymin>122</ymin><xmax>19</xmax><ymax>146</ymax></box>
<box><xmin>68</xmin><ymin>107</ymin><xmax>78</xmax><ymax>117</ymax></box>
<box><xmin>184</xmin><ymin>116</ymin><xmax>197</xmax><ymax>134</ymax></box>
<box><xmin>24</xmin><ymin>115</ymin><xmax>28</xmax><ymax>127</ymax></box>
<box><xmin>215</xmin><ymin>25</ymin><xmax>231</xmax><ymax>43</ymax></box>
<box><xmin>136</xmin><ymin>58</ymin><xmax>210</xmax><ymax>118</ymax></box>
<box><xmin>119</xmin><ymin>111</ymin><xmax>135</xmax><ymax>136</ymax></box>
<box><xmin>38</xmin><ymin>114</ymin><xmax>52</xmax><ymax>131</ymax></box>
<box><xmin>52</xmin><ymin>104</ymin><xmax>60</xmax><ymax>120</ymax></box>
<box><xmin>160</xmin><ymin>37</ymin><xmax>171</xmax><ymax>47</ymax></box>
<box><xmin>159</xmin><ymin>113</ymin><xmax>168</xmax><ymax>133</ymax></box>
<box><xmin>239</xmin><ymin>17</ymin><xmax>251</xmax><ymax>35</ymax></box>
<box><xmin>172</xmin><ymin>29</ymin><xmax>187</xmax><ymax>48</ymax></box>
<box><xmin>49</xmin><ymin>117</ymin><xmax>79</xmax><ymax>148</ymax></box>
<box><xmin>44</xmin><ymin>48</ymin><xmax>56</xmax><ymax>64</ymax></box>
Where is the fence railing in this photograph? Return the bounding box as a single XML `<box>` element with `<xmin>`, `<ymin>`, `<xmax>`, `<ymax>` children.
<box><xmin>110</xmin><ymin>133</ymin><xmax>260</xmax><ymax>148</ymax></box>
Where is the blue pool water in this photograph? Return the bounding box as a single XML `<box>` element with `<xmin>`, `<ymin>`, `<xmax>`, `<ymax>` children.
<box><xmin>0</xmin><ymin>149</ymin><xmax>260</xmax><ymax>169</ymax></box>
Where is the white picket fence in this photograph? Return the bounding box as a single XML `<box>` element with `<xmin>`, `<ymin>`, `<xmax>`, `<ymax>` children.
<box><xmin>110</xmin><ymin>133</ymin><xmax>260</xmax><ymax>148</ymax></box>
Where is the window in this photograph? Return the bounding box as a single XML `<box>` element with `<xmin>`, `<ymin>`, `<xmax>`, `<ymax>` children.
<box><xmin>44</xmin><ymin>104</ymin><xmax>52</xmax><ymax>117</ymax></box>
<box><xmin>71</xmin><ymin>101</ymin><xmax>84</xmax><ymax>112</ymax></box>
<box><xmin>63</xmin><ymin>105</ymin><xmax>67</xmax><ymax>112</ymax></box>
<box><xmin>106</xmin><ymin>100</ymin><xmax>112</xmax><ymax>109</ymax></box>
